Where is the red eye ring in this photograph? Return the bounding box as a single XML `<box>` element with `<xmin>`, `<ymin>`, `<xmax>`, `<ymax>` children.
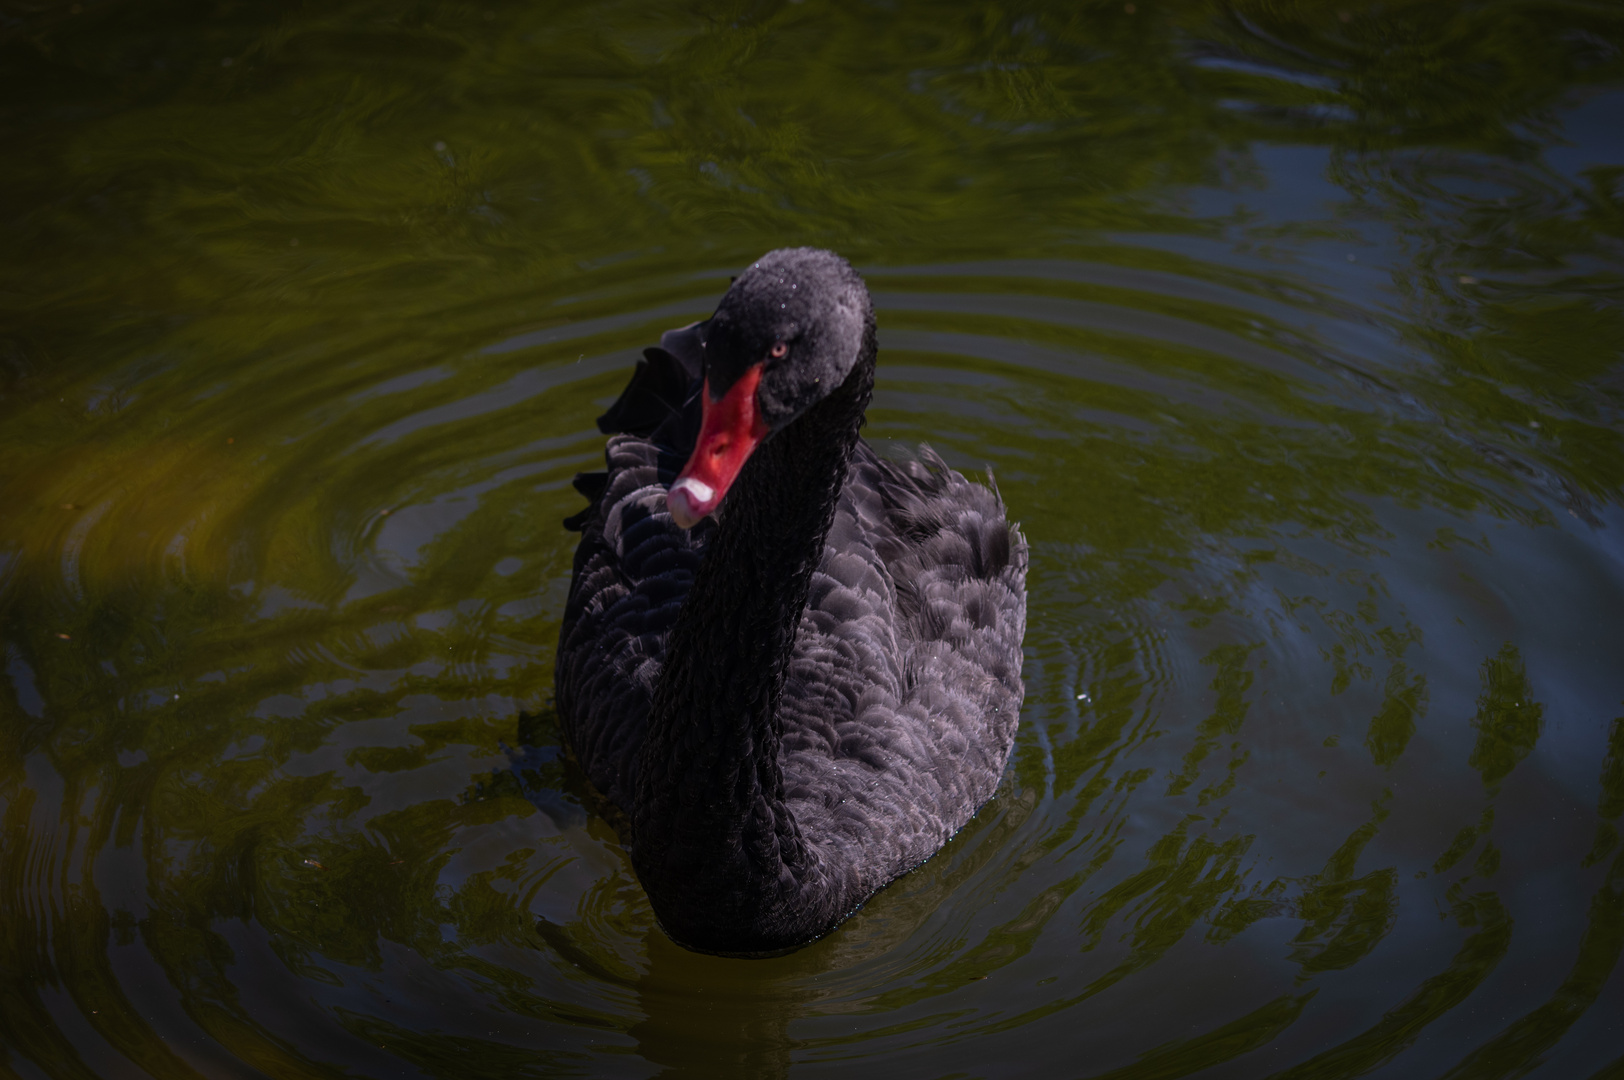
<box><xmin>770</xmin><ymin>342</ymin><xmax>788</xmax><ymax>358</ymax></box>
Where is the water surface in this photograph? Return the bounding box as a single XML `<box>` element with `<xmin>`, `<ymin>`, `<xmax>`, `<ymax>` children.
<box><xmin>3</xmin><ymin>2</ymin><xmax>1624</xmax><ymax>1077</ymax></box>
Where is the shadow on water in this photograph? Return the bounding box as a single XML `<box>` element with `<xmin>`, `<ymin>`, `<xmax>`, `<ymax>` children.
<box><xmin>3</xmin><ymin>0</ymin><xmax>1624</xmax><ymax>1076</ymax></box>
<box><xmin>516</xmin><ymin>721</ymin><xmax>1042</xmax><ymax>1080</ymax></box>
<box><xmin>626</xmin><ymin>782</ymin><xmax>1040</xmax><ymax>1080</ymax></box>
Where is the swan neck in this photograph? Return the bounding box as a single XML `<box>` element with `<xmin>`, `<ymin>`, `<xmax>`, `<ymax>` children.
<box><xmin>631</xmin><ymin>331</ymin><xmax>874</xmax><ymax>952</ymax></box>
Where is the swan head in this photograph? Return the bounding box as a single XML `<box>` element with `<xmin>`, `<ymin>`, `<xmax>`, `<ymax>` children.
<box><xmin>667</xmin><ymin>248</ymin><xmax>870</xmax><ymax>529</ymax></box>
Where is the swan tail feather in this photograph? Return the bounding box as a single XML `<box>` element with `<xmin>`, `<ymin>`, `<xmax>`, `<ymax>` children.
<box><xmin>597</xmin><ymin>347</ymin><xmax>694</xmax><ymax>437</ymax></box>
<box><xmin>568</xmin><ymin>345</ymin><xmax>703</xmax><ymax>529</ymax></box>
<box><xmin>563</xmin><ymin>469</ymin><xmax>610</xmax><ymax>532</ymax></box>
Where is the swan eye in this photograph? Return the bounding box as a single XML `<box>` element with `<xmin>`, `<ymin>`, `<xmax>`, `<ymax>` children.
<box><xmin>770</xmin><ymin>341</ymin><xmax>789</xmax><ymax>359</ymax></box>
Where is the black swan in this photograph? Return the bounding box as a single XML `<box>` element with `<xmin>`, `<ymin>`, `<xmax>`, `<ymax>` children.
<box><xmin>556</xmin><ymin>248</ymin><xmax>1027</xmax><ymax>954</ymax></box>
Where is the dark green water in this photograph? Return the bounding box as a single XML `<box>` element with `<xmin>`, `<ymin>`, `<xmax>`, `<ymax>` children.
<box><xmin>4</xmin><ymin>2</ymin><xmax>1624</xmax><ymax>1077</ymax></box>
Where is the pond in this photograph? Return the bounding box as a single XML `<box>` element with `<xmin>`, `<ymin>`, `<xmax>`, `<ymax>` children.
<box><xmin>2</xmin><ymin>2</ymin><xmax>1623</xmax><ymax>1077</ymax></box>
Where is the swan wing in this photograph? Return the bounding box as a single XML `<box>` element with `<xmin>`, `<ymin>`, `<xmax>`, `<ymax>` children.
<box><xmin>779</xmin><ymin>444</ymin><xmax>1028</xmax><ymax>891</ymax></box>
<box><xmin>556</xmin><ymin>348</ymin><xmax>706</xmax><ymax>813</ymax></box>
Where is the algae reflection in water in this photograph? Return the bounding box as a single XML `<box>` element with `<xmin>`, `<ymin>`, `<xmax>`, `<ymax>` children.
<box><xmin>2</xmin><ymin>1</ymin><xmax>1623</xmax><ymax>1077</ymax></box>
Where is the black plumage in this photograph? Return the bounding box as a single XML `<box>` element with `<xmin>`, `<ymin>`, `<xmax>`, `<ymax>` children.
<box><xmin>556</xmin><ymin>248</ymin><xmax>1027</xmax><ymax>954</ymax></box>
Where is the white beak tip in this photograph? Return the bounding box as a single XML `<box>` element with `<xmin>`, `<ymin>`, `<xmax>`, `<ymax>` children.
<box><xmin>668</xmin><ymin>477</ymin><xmax>716</xmax><ymax>529</ymax></box>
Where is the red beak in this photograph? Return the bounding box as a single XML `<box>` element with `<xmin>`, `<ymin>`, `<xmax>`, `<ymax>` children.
<box><xmin>668</xmin><ymin>364</ymin><xmax>770</xmax><ymax>529</ymax></box>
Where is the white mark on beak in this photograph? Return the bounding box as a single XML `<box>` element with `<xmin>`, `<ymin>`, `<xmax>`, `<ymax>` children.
<box><xmin>668</xmin><ymin>477</ymin><xmax>716</xmax><ymax>529</ymax></box>
<box><xmin>672</xmin><ymin>477</ymin><xmax>713</xmax><ymax>503</ymax></box>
